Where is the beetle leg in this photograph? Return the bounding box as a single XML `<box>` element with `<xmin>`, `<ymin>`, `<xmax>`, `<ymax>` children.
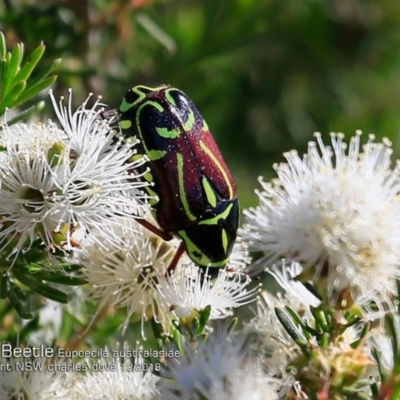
<box><xmin>166</xmin><ymin>242</ymin><xmax>186</xmax><ymax>275</ymax></box>
<box><xmin>111</xmin><ymin>210</ymin><xmax>174</xmax><ymax>241</ymax></box>
<box><xmin>134</xmin><ymin>218</ymin><xmax>173</xmax><ymax>241</ymax></box>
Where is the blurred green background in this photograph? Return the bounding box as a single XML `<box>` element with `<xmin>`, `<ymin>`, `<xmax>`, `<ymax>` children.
<box><xmin>2</xmin><ymin>0</ymin><xmax>400</xmax><ymax>208</ymax></box>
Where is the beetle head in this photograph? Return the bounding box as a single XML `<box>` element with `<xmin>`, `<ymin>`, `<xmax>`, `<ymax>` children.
<box><xmin>176</xmin><ymin>198</ymin><xmax>239</xmax><ymax>269</ymax></box>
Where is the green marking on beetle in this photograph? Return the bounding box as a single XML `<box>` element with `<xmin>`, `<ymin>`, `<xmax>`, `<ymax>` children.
<box><xmin>120</xmin><ymin>85</ymin><xmax>168</xmax><ymax>112</ymax></box>
<box><xmin>148</xmin><ymin>149</ymin><xmax>166</xmax><ymax>160</ymax></box>
<box><xmin>202</xmin><ymin>177</ymin><xmax>217</xmax><ymax>208</ymax></box>
<box><xmin>165</xmin><ymin>89</ymin><xmax>177</xmax><ymax>106</ymax></box>
<box><xmin>199</xmin><ymin>140</ymin><xmax>233</xmax><ymax>198</ymax></box>
<box><xmin>119</xmin><ymin>98</ymin><xmax>133</xmax><ymax>113</ymax></box>
<box><xmin>183</xmin><ymin>108</ymin><xmax>196</xmax><ymax>131</ymax></box>
<box><xmin>202</xmin><ymin>119</ymin><xmax>209</xmax><ymax>132</ymax></box>
<box><xmin>120</xmin><ymin>119</ymin><xmax>132</xmax><ymax>129</ymax></box>
<box><xmin>178</xmin><ymin>230</ymin><xmax>228</xmax><ymax>268</ymax></box>
<box><xmin>141</xmin><ymin>100</ymin><xmax>164</xmax><ymax>113</ymax></box>
<box><xmin>176</xmin><ymin>153</ymin><xmax>196</xmax><ymax>221</ymax></box>
<box><xmin>156</xmin><ymin>126</ymin><xmax>181</xmax><ymax>139</ymax></box>
<box><xmin>198</xmin><ymin>203</ymin><xmax>233</xmax><ymax>226</ymax></box>
<box><xmin>135</xmin><ymin>101</ymin><xmax>166</xmax><ymax>159</ymax></box>
<box><xmin>221</xmin><ymin>228</ymin><xmax>228</xmax><ymax>253</ymax></box>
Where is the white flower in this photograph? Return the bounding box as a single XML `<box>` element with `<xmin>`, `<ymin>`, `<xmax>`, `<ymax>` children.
<box><xmin>0</xmin><ymin>122</ymin><xmax>66</xmax><ymax>258</ymax></box>
<box><xmin>267</xmin><ymin>261</ymin><xmax>321</xmax><ymax>309</ymax></box>
<box><xmin>226</xmin><ymin>239</ymin><xmax>252</xmax><ymax>271</ymax></box>
<box><xmin>49</xmin><ymin>89</ymin><xmax>149</xmax><ymax>245</ymax></box>
<box><xmin>369</xmin><ymin>330</ymin><xmax>394</xmax><ymax>374</ymax></box>
<box><xmin>76</xmin><ymin>219</ymin><xmax>179</xmax><ymax>335</ymax></box>
<box><xmin>1</xmin><ymin>119</ymin><xmax>66</xmax><ymax>153</ymax></box>
<box><xmin>242</xmin><ymin>131</ymin><xmax>400</xmax><ymax>308</ymax></box>
<box><xmin>204</xmin><ymin>360</ymin><xmax>285</xmax><ymax>400</ymax></box>
<box><xmin>160</xmin><ymin>326</ymin><xmax>284</xmax><ymax>400</ymax></box>
<box><xmin>69</xmin><ymin>351</ymin><xmax>159</xmax><ymax>400</ymax></box>
<box><xmin>157</xmin><ymin>263</ymin><xmax>258</xmax><ymax>321</ymax></box>
<box><xmin>0</xmin><ymin>90</ymin><xmax>149</xmax><ymax>260</ymax></box>
<box><xmin>0</xmin><ymin>354</ymin><xmax>69</xmax><ymax>399</ymax></box>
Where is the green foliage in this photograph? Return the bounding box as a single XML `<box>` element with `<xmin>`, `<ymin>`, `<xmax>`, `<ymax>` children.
<box><xmin>0</xmin><ymin>241</ymin><xmax>86</xmax><ymax>320</ymax></box>
<box><xmin>0</xmin><ymin>31</ymin><xmax>59</xmax><ymax>123</ymax></box>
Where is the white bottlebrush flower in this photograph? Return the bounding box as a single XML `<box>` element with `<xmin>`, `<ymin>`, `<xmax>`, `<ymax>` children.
<box><xmin>0</xmin><ymin>90</ymin><xmax>149</xmax><ymax>260</ymax></box>
<box><xmin>49</xmin><ymin>89</ymin><xmax>149</xmax><ymax>244</ymax></box>
<box><xmin>160</xmin><ymin>326</ymin><xmax>284</xmax><ymax>400</ymax></box>
<box><xmin>224</xmin><ymin>362</ymin><xmax>286</xmax><ymax>400</ymax></box>
<box><xmin>226</xmin><ymin>239</ymin><xmax>252</xmax><ymax>271</ymax></box>
<box><xmin>1</xmin><ymin>119</ymin><xmax>67</xmax><ymax>153</ymax></box>
<box><xmin>69</xmin><ymin>352</ymin><xmax>159</xmax><ymax>400</ymax></box>
<box><xmin>267</xmin><ymin>260</ymin><xmax>321</xmax><ymax>309</ymax></box>
<box><xmin>0</xmin><ymin>354</ymin><xmax>69</xmax><ymax>399</ymax></box>
<box><xmin>157</xmin><ymin>262</ymin><xmax>258</xmax><ymax>321</ymax></box>
<box><xmin>242</xmin><ymin>131</ymin><xmax>400</xmax><ymax>308</ymax></box>
<box><xmin>0</xmin><ymin>122</ymin><xmax>66</xmax><ymax>258</ymax></box>
<box><xmin>76</xmin><ymin>219</ymin><xmax>179</xmax><ymax>335</ymax></box>
<box><xmin>369</xmin><ymin>330</ymin><xmax>394</xmax><ymax>374</ymax></box>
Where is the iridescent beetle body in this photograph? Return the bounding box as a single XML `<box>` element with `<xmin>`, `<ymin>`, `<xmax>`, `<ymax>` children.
<box><xmin>119</xmin><ymin>85</ymin><xmax>239</xmax><ymax>270</ymax></box>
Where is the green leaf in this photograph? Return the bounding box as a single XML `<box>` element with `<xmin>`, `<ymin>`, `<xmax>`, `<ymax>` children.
<box><xmin>0</xmin><ymin>273</ymin><xmax>8</xmax><ymax>299</ymax></box>
<box><xmin>136</xmin><ymin>13</ymin><xmax>176</xmax><ymax>53</ymax></box>
<box><xmin>0</xmin><ymin>80</ymin><xmax>26</xmax><ymax>115</ymax></box>
<box><xmin>41</xmin><ymin>275</ymin><xmax>87</xmax><ymax>285</ymax></box>
<box><xmin>275</xmin><ymin>307</ymin><xmax>309</xmax><ymax>355</ymax></box>
<box><xmin>191</xmin><ymin>317</ymin><xmax>200</xmax><ymax>335</ymax></box>
<box><xmin>35</xmin><ymin>284</ymin><xmax>69</xmax><ymax>303</ymax></box>
<box><xmin>10</xmin><ymin>75</ymin><xmax>56</xmax><ymax>108</ymax></box>
<box><xmin>151</xmin><ymin>317</ymin><xmax>166</xmax><ymax>342</ymax></box>
<box><xmin>227</xmin><ymin>317</ymin><xmax>238</xmax><ymax>333</ymax></box>
<box><xmin>392</xmin><ymin>380</ymin><xmax>400</xmax><ymax>400</ymax></box>
<box><xmin>62</xmin><ymin>264</ymin><xmax>82</xmax><ymax>273</ymax></box>
<box><xmin>28</xmin><ymin>58</ymin><xmax>61</xmax><ymax>88</ymax></box>
<box><xmin>171</xmin><ymin>319</ymin><xmax>187</xmax><ymax>337</ymax></box>
<box><xmin>310</xmin><ymin>308</ymin><xmax>328</xmax><ymax>332</ymax></box>
<box><xmin>197</xmin><ymin>305</ymin><xmax>211</xmax><ymax>334</ymax></box>
<box><xmin>0</xmin><ymin>61</ymin><xmax>5</xmax><ymax>100</ymax></box>
<box><xmin>0</xmin><ymin>32</ymin><xmax>6</xmax><ymax>60</ymax></box>
<box><xmin>18</xmin><ymin>315</ymin><xmax>40</xmax><ymax>343</ymax></box>
<box><xmin>24</xmin><ymin>266</ymin><xmax>51</xmax><ymax>278</ymax></box>
<box><xmin>15</xmin><ymin>43</ymin><xmax>45</xmax><ymax>84</ymax></box>
<box><xmin>13</xmin><ymin>270</ymin><xmax>38</xmax><ymax>290</ymax></box>
<box><xmin>285</xmin><ymin>305</ymin><xmax>313</xmax><ymax>340</ymax></box>
<box><xmin>6</xmin><ymin>101</ymin><xmax>45</xmax><ymax>126</ymax></box>
<box><xmin>8</xmin><ymin>282</ymin><xmax>33</xmax><ymax>319</ymax></box>
<box><xmin>2</xmin><ymin>44</ymin><xmax>23</xmax><ymax>99</ymax></box>
<box><xmin>302</xmin><ymin>281</ymin><xmax>322</xmax><ymax>300</ymax></box>
<box><xmin>370</xmin><ymin>381</ymin><xmax>379</xmax><ymax>398</ymax></box>
<box><xmin>9</xmin><ymin>280</ymin><xmax>28</xmax><ymax>301</ymax></box>
<box><xmin>350</xmin><ymin>322</ymin><xmax>369</xmax><ymax>349</ymax></box>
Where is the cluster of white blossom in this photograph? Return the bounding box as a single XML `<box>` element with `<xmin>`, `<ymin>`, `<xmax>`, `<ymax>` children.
<box><xmin>242</xmin><ymin>131</ymin><xmax>400</xmax><ymax>312</ymax></box>
<box><xmin>0</xmin><ymin>90</ymin><xmax>147</xmax><ymax>261</ymax></box>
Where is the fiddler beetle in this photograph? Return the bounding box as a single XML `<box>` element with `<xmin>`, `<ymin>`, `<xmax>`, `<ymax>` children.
<box><xmin>119</xmin><ymin>85</ymin><xmax>239</xmax><ymax>274</ymax></box>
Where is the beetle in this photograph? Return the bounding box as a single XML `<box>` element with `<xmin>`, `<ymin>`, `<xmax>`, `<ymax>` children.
<box><xmin>118</xmin><ymin>85</ymin><xmax>239</xmax><ymax>273</ymax></box>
